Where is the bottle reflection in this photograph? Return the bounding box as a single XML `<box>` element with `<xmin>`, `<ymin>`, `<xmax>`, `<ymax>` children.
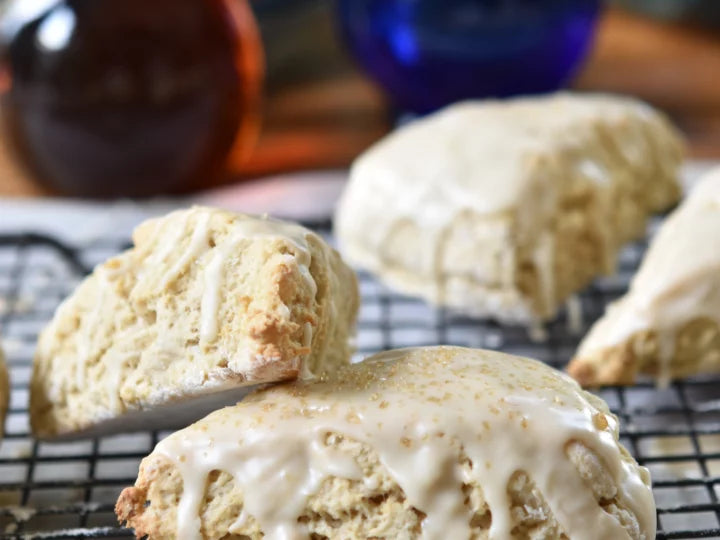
<box><xmin>0</xmin><ymin>0</ymin><xmax>262</xmax><ymax>198</ymax></box>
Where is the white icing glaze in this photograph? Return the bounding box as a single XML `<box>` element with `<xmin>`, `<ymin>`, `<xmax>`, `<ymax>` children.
<box><xmin>149</xmin><ymin>212</ymin><xmax>190</xmax><ymax>269</ymax></box>
<box><xmin>196</xmin><ymin>213</ymin><xmax>318</xmax><ymax>351</ymax></box>
<box><xmin>159</xmin><ymin>212</ymin><xmax>211</xmax><ymax>289</ymax></box>
<box><xmin>335</xmin><ymin>93</ymin><xmax>682</xmax><ymax>323</ymax></box>
<box><xmin>199</xmin><ymin>234</ymin><xmax>243</xmax><ymax>346</ymax></box>
<box><xmin>578</xmin><ymin>168</ymin><xmax>720</xmax><ymax>381</ymax></box>
<box><xmin>153</xmin><ymin>346</ymin><xmax>655</xmax><ymax>539</ymax></box>
<box><xmin>199</xmin><ymin>243</ymin><xmax>229</xmax><ymax>345</ymax></box>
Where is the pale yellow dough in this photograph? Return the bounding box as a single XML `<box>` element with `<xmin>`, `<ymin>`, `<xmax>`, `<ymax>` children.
<box><xmin>31</xmin><ymin>206</ymin><xmax>359</xmax><ymax>438</ymax></box>
<box><xmin>335</xmin><ymin>93</ymin><xmax>682</xmax><ymax>323</ymax></box>
<box><xmin>117</xmin><ymin>346</ymin><xmax>655</xmax><ymax>540</ymax></box>
<box><xmin>569</xmin><ymin>168</ymin><xmax>720</xmax><ymax>386</ymax></box>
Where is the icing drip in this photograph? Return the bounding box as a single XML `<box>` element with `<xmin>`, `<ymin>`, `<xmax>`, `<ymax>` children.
<box><xmin>531</xmin><ymin>231</ymin><xmax>556</xmax><ymax>317</ymax></box>
<box><xmin>153</xmin><ymin>347</ymin><xmax>654</xmax><ymax>540</ymax></box>
<box><xmin>159</xmin><ymin>213</ymin><xmax>211</xmax><ymax>289</ymax></box>
<box><xmin>199</xmin><ymin>235</ymin><xmax>242</xmax><ymax>346</ymax></box>
<box><xmin>298</xmin><ymin>322</ymin><xmax>316</xmax><ymax>380</ymax></box>
<box><xmin>566</xmin><ymin>295</ymin><xmax>584</xmax><ymax>335</ymax></box>
<box><xmin>197</xmin><ymin>214</ymin><xmax>318</xmax><ymax>352</ymax></box>
<box><xmin>149</xmin><ymin>213</ymin><xmax>189</xmax><ymax>268</ymax></box>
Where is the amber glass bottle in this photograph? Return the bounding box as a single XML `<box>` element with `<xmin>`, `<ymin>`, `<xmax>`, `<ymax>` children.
<box><xmin>0</xmin><ymin>0</ymin><xmax>262</xmax><ymax>197</ymax></box>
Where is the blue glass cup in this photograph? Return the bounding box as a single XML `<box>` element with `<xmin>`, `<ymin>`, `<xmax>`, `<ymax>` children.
<box><xmin>337</xmin><ymin>0</ymin><xmax>601</xmax><ymax>114</ymax></box>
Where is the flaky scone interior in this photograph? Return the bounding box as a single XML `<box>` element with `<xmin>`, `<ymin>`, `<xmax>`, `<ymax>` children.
<box><xmin>117</xmin><ymin>346</ymin><xmax>655</xmax><ymax>540</ymax></box>
<box><xmin>569</xmin><ymin>168</ymin><xmax>720</xmax><ymax>386</ymax></box>
<box><xmin>31</xmin><ymin>206</ymin><xmax>358</xmax><ymax>438</ymax></box>
<box><xmin>335</xmin><ymin>93</ymin><xmax>683</xmax><ymax>324</ymax></box>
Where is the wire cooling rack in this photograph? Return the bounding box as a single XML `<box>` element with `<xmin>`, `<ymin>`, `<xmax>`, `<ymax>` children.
<box><xmin>1</xmin><ymin>221</ymin><xmax>720</xmax><ymax>539</ymax></box>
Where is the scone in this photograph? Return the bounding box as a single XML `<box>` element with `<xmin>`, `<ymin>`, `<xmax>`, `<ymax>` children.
<box><xmin>569</xmin><ymin>168</ymin><xmax>720</xmax><ymax>386</ymax></box>
<box><xmin>31</xmin><ymin>206</ymin><xmax>359</xmax><ymax>438</ymax></box>
<box><xmin>116</xmin><ymin>346</ymin><xmax>655</xmax><ymax>539</ymax></box>
<box><xmin>335</xmin><ymin>93</ymin><xmax>682</xmax><ymax>324</ymax></box>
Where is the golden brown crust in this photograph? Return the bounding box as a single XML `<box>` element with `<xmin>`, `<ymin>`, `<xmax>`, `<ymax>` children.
<box><xmin>569</xmin><ymin>317</ymin><xmax>720</xmax><ymax>386</ymax></box>
<box><xmin>115</xmin><ymin>488</ymin><xmax>147</xmax><ymax>539</ymax></box>
<box><xmin>116</xmin><ymin>455</ymin><xmax>174</xmax><ymax>539</ymax></box>
<box><xmin>568</xmin><ymin>344</ymin><xmax>640</xmax><ymax>387</ymax></box>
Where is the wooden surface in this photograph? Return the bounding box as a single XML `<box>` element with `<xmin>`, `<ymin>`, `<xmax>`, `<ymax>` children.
<box><xmin>1</xmin><ymin>7</ymin><xmax>720</xmax><ymax>197</ymax></box>
<box><xmin>575</xmin><ymin>8</ymin><xmax>720</xmax><ymax>157</ymax></box>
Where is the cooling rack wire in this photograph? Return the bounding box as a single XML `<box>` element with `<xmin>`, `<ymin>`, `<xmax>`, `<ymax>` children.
<box><xmin>0</xmin><ymin>219</ymin><xmax>719</xmax><ymax>539</ymax></box>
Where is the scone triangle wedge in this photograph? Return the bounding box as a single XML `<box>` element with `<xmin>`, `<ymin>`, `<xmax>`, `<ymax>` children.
<box><xmin>335</xmin><ymin>93</ymin><xmax>683</xmax><ymax>325</ymax></box>
<box><xmin>116</xmin><ymin>346</ymin><xmax>655</xmax><ymax>539</ymax></box>
<box><xmin>30</xmin><ymin>206</ymin><xmax>359</xmax><ymax>438</ymax></box>
<box><xmin>569</xmin><ymin>168</ymin><xmax>720</xmax><ymax>386</ymax></box>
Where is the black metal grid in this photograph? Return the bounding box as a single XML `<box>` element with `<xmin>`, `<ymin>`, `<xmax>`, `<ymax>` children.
<box><xmin>0</xmin><ymin>220</ymin><xmax>719</xmax><ymax>538</ymax></box>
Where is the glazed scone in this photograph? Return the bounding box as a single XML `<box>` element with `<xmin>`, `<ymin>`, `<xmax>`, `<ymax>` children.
<box><xmin>335</xmin><ymin>93</ymin><xmax>682</xmax><ymax>324</ymax></box>
<box><xmin>117</xmin><ymin>346</ymin><xmax>655</xmax><ymax>539</ymax></box>
<box><xmin>31</xmin><ymin>206</ymin><xmax>359</xmax><ymax>438</ymax></box>
<box><xmin>569</xmin><ymin>168</ymin><xmax>720</xmax><ymax>386</ymax></box>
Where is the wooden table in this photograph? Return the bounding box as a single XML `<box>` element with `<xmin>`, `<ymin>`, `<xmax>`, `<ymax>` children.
<box><xmin>1</xmin><ymin>7</ymin><xmax>719</xmax><ymax>197</ymax></box>
<box><xmin>575</xmin><ymin>7</ymin><xmax>720</xmax><ymax>157</ymax></box>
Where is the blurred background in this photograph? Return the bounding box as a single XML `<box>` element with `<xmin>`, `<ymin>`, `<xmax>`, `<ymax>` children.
<box><xmin>0</xmin><ymin>0</ymin><xmax>719</xmax><ymax>198</ymax></box>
